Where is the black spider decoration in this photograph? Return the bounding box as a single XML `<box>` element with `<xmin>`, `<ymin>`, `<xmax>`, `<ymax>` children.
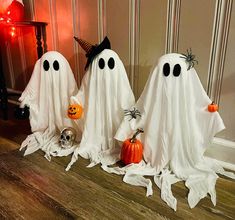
<box><xmin>124</xmin><ymin>107</ymin><xmax>141</xmax><ymax>121</ymax></box>
<box><xmin>180</xmin><ymin>48</ymin><xmax>198</xmax><ymax>70</ymax></box>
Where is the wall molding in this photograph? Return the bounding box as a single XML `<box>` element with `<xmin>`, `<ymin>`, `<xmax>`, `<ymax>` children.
<box><xmin>18</xmin><ymin>31</ymin><xmax>27</xmax><ymax>86</ymax></box>
<box><xmin>49</xmin><ymin>0</ymin><xmax>58</xmax><ymax>50</ymax></box>
<box><xmin>206</xmin><ymin>137</ymin><xmax>235</xmax><ymax>170</ymax></box>
<box><xmin>207</xmin><ymin>0</ymin><xmax>233</xmax><ymax>103</ymax></box>
<box><xmin>165</xmin><ymin>0</ymin><xmax>181</xmax><ymax>53</ymax></box>
<box><xmin>205</xmin><ymin>156</ymin><xmax>235</xmax><ymax>171</ymax></box>
<box><xmin>29</xmin><ymin>0</ymin><xmax>35</xmax><ymax>20</ymax></box>
<box><xmin>72</xmin><ymin>0</ymin><xmax>80</xmax><ymax>84</ymax></box>
<box><xmin>128</xmin><ymin>0</ymin><xmax>140</xmax><ymax>93</ymax></box>
<box><xmin>5</xmin><ymin>42</ymin><xmax>15</xmax><ymax>88</ymax></box>
<box><xmin>213</xmin><ymin>137</ymin><xmax>235</xmax><ymax>149</ymax></box>
<box><xmin>98</xmin><ymin>0</ymin><xmax>106</xmax><ymax>42</ymax></box>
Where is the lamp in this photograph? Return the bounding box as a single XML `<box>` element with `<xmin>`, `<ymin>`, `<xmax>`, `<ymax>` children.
<box><xmin>6</xmin><ymin>0</ymin><xmax>24</xmax><ymax>21</ymax></box>
<box><xmin>0</xmin><ymin>1</ymin><xmax>24</xmax><ymax>38</ymax></box>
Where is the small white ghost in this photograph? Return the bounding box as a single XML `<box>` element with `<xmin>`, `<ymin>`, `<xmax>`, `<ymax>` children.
<box><xmin>19</xmin><ymin>51</ymin><xmax>79</xmax><ymax>159</ymax></box>
<box><xmin>66</xmin><ymin>48</ymin><xmax>135</xmax><ymax>170</ymax></box>
<box><xmin>112</xmin><ymin>53</ymin><xmax>235</xmax><ymax>210</ymax></box>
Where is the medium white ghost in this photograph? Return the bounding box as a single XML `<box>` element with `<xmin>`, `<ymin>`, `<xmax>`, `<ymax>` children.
<box><xmin>66</xmin><ymin>49</ymin><xmax>135</xmax><ymax>170</ymax></box>
<box><xmin>111</xmin><ymin>53</ymin><xmax>235</xmax><ymax>210</ymax></box>
<box><xmin>19</xmin><ymin>51</ymin><xmax>79</xmax><ymax>159</ymax></box>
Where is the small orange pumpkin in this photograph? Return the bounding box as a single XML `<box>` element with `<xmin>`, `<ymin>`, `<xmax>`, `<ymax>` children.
<box><xmin>121</xmin><ymin>128</ymin><xmax>144</xmax><ymax>165</ymax></box>
<box><xmin>208</xmin><ymin>101</ymin><xmax>218</xmax><ymax>112</ymax></box>
<box><xmin>67</xmin><ymin>104</ymin><xmax>83</xmax><ymax>119</ymax></box>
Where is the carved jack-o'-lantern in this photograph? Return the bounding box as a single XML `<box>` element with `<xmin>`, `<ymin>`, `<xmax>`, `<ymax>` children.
<box><xmin>67</xmin><ymin>104</ymin><xmax>83</xmax><ymax>119</ymax></box>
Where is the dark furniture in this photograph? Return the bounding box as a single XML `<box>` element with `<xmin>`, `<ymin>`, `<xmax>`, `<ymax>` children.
<box><xmin>0</xmin><ymin>21</ymin><xmax>47</xmax><ymax>120</ymax></box>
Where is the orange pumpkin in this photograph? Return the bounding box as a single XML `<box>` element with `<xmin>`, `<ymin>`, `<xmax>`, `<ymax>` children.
<box><xmin>121</xmin><ymin>128</ymin><xmax>144</xmax><ymax>165</ymax></box>
<box><xmin>67</xmin><ymin>104</ymin><xmax>83</xmax><ymax>119</ymax></box>
<box><xmin>208</xmin><ymin>101</ymin><xmax>218</xmax><ymax>112</ymax></box>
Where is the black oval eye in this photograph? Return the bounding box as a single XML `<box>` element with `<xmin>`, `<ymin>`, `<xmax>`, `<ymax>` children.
<box><xmin>98</xmin><ymin>58</ymin><xmax>105</xmax><ymax>69</ymax></box>
<box><xmin>53</xmin><ymin>60</ymin><xmax>59</xmax><ymax>71</ymax></box>
<box><xmin>60</xmin><ymin>135</ymin><xmax>63</xmax><ymax>139</ymax></box>
<box><xmin>163</xmin><ymin>63</ymin><xmax>170</xmax><ymax>77</ymax></box>
<box><xmin>173</xmin><ymin>64</ymin><xmax>181</xmax><ymax>77</ymax></box>
<box><xmin>43</xmin><ymin>60</ymin><xmax>50</xmax><ymax>71</ymax></box>
<box><xmin>66</xmin><ymin>136</ymin><xmax>70</xmax><ymax>140</ymax></box>
<box><xmin>108</xmin><ymin>57</ymin><xmax>115</xmax><ymax>69</ymax></box>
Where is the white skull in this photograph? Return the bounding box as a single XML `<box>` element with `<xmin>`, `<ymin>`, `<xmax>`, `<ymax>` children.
<box><xmin>60</xmin><ymin>127</ymin><xmax>76</xmax><ymax>148</ymax></box>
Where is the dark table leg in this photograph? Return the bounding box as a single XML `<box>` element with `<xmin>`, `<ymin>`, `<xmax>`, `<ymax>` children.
<box><xmin>0</xmin><ymin>42</ymin><xmax>8</xmax><ymax>120</ymax></box>
<box><xmin>35</xmin><ymin>26</ymin><xmax>43</xmax><ymax>59</ymax></box>
<box><xmin>41</xmin><ymin>25</ymin><xmax>48</xmax><ymax>54</ymax></box>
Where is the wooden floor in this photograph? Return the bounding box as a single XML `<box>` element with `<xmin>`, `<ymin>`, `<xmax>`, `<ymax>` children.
<box><xmin>0</xmin><ymin>106</ymin><xmax>235</xmax><ymax>220</ymax></box>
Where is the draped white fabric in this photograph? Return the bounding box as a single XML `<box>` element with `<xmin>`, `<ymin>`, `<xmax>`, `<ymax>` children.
<box><xmin>66</xmin><ymin>49</ymin><xmax>135</xmax><ymax>170</ymax></box>
<box><xmin>112</xmin><ymin>53</ymin><xmax>235</xmax><ymax>210</ymax></box>
<box><xmin>19</xmin><ymin>51</ymin><xmax>79</xmax><ymax>159</ymax></box>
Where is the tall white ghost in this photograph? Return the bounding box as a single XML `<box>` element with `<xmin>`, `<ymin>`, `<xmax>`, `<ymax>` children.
<box><xmin>113</xmin><ymin>53</ymin><xmax>235</xmax><ymax>210</ymax></box>
<box><xmin>19</xmin><ymin>51</ymin><xmax>79</xmax><ymax>159</ymax></box>
<box><xmin>66</xmin><ymin>48</ymin><xmax>135</xmax><ymax>170</ymax></box>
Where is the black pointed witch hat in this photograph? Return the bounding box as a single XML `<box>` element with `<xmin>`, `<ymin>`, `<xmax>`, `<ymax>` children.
<box><xmin>74</xmin><ymin>36</ymin><xmax>111</xmax><ymax>70</ymax></box>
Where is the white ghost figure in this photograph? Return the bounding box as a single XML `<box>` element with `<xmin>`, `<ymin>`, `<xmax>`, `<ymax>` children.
<box><xmin>19</xmin><ymin>51</ymin><xmax>79</xmax><ymax>159</ymax></box>
<box><xmin>107</xmin><ymin>53</ymin><xmax>235</xmax><ymax>210</ymax></box>
<box><xmin>66</xmin><ymin>49</ymin><xmax>135</xmax><ymax>170</ymax></box>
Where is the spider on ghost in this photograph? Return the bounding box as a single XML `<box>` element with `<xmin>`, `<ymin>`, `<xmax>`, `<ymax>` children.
<box><xmin>124</xmin><ymin>107</ymin><xmax>141</xmax><ymax>121</ymax></box>
<box><xmin>180</xmin><ymin>48</ymin><xmax>198</xmax><ymax>70</ymax></box>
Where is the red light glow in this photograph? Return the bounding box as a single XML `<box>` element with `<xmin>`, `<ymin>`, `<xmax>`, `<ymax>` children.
<box><xmin>0</xmin><ymin>1</ymin><xmax>24</xmax><ymax>39</ymax></box>
<box><xmin>6</xmin><ymin>1</ymin><xmax>24</xmax><ymax>21</ymax></box>
<box><xmin>10</xmin><ymin>30</ymin><xmax>15</xmax><ymax>37</ymax></box>
<box><xmin>9</xmin><ymin>26</ymin><xmax>16</xmax><ymax>38</ymax></box>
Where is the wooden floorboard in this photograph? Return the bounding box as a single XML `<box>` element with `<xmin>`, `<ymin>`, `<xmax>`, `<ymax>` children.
<box><xmin>0</xmin><ymin>137</ymin><xmax>19</xmax><ymax>154</ymax></box>
<box><xmin>0</xmin><ymin>149</ymin><xmax>234</xmax><ymax>220</ymax></box>
<box><xmin>0</xmin><ymin>164</ymin><xmax>75</xmax><ymax>220</ymax></box>
<box><xmin>0</xmin><ymin>151</ymin><xmax>167</xmax><ymax>220</ymax></box>
<box><xmin>0</xmin><ymin>105</ymin><xmax>234</xmax><ymax>219</ymax></box>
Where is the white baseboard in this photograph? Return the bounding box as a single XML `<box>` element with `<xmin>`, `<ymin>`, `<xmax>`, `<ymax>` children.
<box><xmin>215</xmin><ymin>159</ymin><xmax>235</xmax><ymax>171</ymax></box>
<box><xmin>205</xmin><ymin>137</ymin><xmax>235</xmax><ymax>171</ymax></box>
<box><xmin>213</xmin><ymin>137</ymin><xmax>235</xmax><ymax>149</ymax></box>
